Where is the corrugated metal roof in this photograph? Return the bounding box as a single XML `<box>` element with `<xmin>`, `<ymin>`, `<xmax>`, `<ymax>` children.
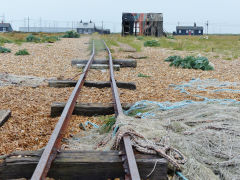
<box><xmin>177</xmin><ymin>26</ymin><xmax>203</xmax><ymax>30</ymax></box>
<box><xmin>77</xmin><ymin>22</ymin><xmax>95</xmax><ymax>29</ymax></box>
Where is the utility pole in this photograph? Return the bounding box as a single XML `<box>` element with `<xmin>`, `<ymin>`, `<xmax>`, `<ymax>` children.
<box><xmin>28</xmin><ymin>16</ymin><xmax>30</xmax><ymax>32</ymax></box>
<box><xmin>0</xmin><ymin>14</ymin><xmax>5</xmax><ymax>23</ymax></box>
<box><xmin>23</xmin><ymin>18</ymin><xmax>26</xmax><ymax>27</ymax></box>
<box><xmin>102</xmin><ymin>21</ymin><xmax>103</xmax><ymax>34</ymax></box>
<box><xmin>205</xmin><ymin>20</ymin><xmax>209</xmax><ymax>35</ymax></box>
<box><xmin>39</xmin><ymin>17</ymin><xmax>42</xmax><ymax>27</ymax></box>
<box><xmin>178</xmin><ymin>22</ymin><xmax>180</xmax><ymax>26</ymax></box>
<box><xmin>39</xmin><ymin>17</ymin><xmax>42</xmax><ymax>32</ymax></box>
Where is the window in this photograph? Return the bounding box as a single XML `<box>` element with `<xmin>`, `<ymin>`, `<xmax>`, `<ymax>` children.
<box><xmin>199</xmin><ymin>30</ymin><xmax>201</xmax><ymax>34</ymax></box>
<box><xmin>179</xmin><ymin>30</ymin><xmax>181</xmax><ymax>33</ymax></box>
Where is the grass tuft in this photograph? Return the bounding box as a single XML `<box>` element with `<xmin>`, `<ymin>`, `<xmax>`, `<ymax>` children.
<box><xmin>41</xmin><ymin>36</ymin><xmax>60</xmax><ymax>43</ymax></box>
<box><xmin>62</xmin><ymin>31</ymin><xmax>80</xmax><ymax>38</ymax></box>
<box><xmin>165</xmin><ymin>56</ymin><xmax>214</xmax><ymax>70</ymax></box>
<box><xmin>144</xmin><ymin>40</ymin><xmax>160</xmax><ymax>47</ymax></box>
<box><xmin>15</xmin><ymin>49</ymin><xmax>30</xmax><ymax>56</ymax></box>
<box><xmin>26</xmin><ymin>34</ymin><xmax>41</xmax><ymax>42</ymax></box>
<box><xmin>138</xmin><ymin>73</ymin><xmax>151</xmax><ymax>78</ymax></box>
<box><xmin>0</xmin><ymin>46</ymin><xmax>11</xmax><ymax>53</ymax></box>
<box><xmin>99</xmin><ymin>116</ymin><xmax>116</xmax><ymax>133</ymax></box>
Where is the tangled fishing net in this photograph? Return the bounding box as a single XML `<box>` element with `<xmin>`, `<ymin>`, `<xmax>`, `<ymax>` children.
<box><xmin>68</xmin><ymin>78</ymin><xmax>240</xmax><ymax>180</ymax></box>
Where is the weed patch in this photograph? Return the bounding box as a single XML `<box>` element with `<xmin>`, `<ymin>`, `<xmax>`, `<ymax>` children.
<box><xmin>225</xmin><ymin>57</ymin><xmax>232</xmax><ymax>60</ymax></box>
<box><xmin>165</xmin><ymin>56</ymin><xmax>214</xmax><ymax>70</ymax></box>
<box><xmin>26</xmin><ymin>34</ymin><xmax>41</xmax><ymax>42</ymax></box>
<box><xmin>138</xmin><ymin>73</ymin><xmax>151</xmax><ymax>77</ymax></box>
<box><xmin>0</xmin><ymin>36</ymin><xmax>13</xmax><ymax>45</ymax></box>
<box><xmin>99</xmin><ymin>116</ymin><xmax>116</xmax><ymax>133</ymax></box>
<box><xmin>62</xmin><ymin>31</ymin><xmax>80</xmax><ymax>38</ymax></box>
<box><xmin>137</xmin><ymin>36</ymin><xmax>144</xmax><ymax>40</ymax></box>
<box><xmin>0</xmin><ymin>46</ymin><xmax>11</xmax><ymax>53</ymax></box>
<box><xmin>41</xmin><ymin>36</ymin><xmax>60</xmax><ymax>43</ymax></box>
<box><xmin>144</xmin><ymin>40</ymin><xmax>160</xmax><ymax>47</ymax></box>
<box><xmin>15</xmin><ymin>49</ymin><xmax>30</xmax><ymax>56</ymax></box>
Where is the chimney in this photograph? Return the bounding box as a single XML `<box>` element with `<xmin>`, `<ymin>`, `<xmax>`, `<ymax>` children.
<box><xmin>194</xmin><ymin>22</ymin><xmax>196</xmax><ymax>27</ymax></box>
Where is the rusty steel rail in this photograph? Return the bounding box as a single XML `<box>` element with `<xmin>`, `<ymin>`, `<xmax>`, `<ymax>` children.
<box><xmin>31</xmin><ymin>41</ymin><xmax>95</xmax><ymax>180</ymax></box>
<box><xmin>103</xmin><ymin>41</ymin><xmax>141</xmax><ymax>180</ymax></box>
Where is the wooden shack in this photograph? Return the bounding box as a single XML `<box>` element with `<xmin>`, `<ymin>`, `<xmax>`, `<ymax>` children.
<box><xmin>122</xmin><ymin>13</ymin><xmax>164</xmax><ymax>37</ymax></box>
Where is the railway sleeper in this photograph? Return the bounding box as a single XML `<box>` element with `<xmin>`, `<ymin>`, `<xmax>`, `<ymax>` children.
<box><xmin>48</xmin><ymin>80</ymin><xmax>136</xmax><ymax>90</ymax></box>
<box><xmin>71</xmin><ymin>59</ymin><xmax>137</xmax><ymax>68</ymax></box>
<box><xmin>0</xmin><ymin>150</ymin><xmax>167</xmax><ymax>180</ymax></box>
<box><xmin>51</xmin><ymin>102</ymin><xmax>133</xmax><ymax>117</ymax></box>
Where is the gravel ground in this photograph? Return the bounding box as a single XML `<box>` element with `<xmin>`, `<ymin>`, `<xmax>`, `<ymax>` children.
<box><xmin>0</xmin><ymin>37</ymin><xmax>90</xmax><ymax>79</ymax></box>
<box><xmin>0</xmin><ymin>37</ymin><xmax>240</xmax><ymax>155</ymax></box>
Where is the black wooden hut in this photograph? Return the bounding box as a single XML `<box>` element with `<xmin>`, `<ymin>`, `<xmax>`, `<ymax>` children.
<box><xmin>173</xmin><ymin>23</ymin><xmax>203</xmax><ymax>35</ymax></box>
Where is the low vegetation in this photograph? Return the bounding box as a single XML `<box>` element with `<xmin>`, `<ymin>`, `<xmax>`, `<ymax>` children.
<box><xmin>88</xmin><ymin>38</ymin><xmax>105</xmax><ymax>54</ymax></box>
<box><xmin>102</xmin><ymin>34</ymin><xmax>240</xmax><ymax>58</ymax></box>
<box><xmin>62</xmin><ymin>31</ymin><xmax>80</xmax><ymax>38</ymax></box>
<box><xmin>0</xmin><ymin>32</ymin><xmax>63</xmax><ymax>45</ymax></box>
<box><xmin>26</xmin><ymin>34</ymin><xmax>60</xmax><ymax>43</ymax></box>
<box><xmin>26</xmin><ymin>34</ymin><xmax>41</xmax><ymax>42</ymax></box>
<box><xmin>165</xmin><ymin>56</ymin><xmax>214</xmax><ymax>70</ymax></box>
<box><xmin>41</xmin><ymin>36</ymin><xmax>60</xmax><ymax>43</ymax></box>
<box><xmin>103</xmin><ymin>34</ymin><xmax>141</xmax><ymax>52</ymax></box>
<box><xmin>138</xmin><ymin>73</ymin><xmax>151</xmax><ymax>78</ymax></box>
<box><xmin>99</xmin><ymin>116</ymin><xmax>116</xmax><ymax>133</ymax></box>
<box><xmin>0</xmin><ymin>46</ymin><xmax>11</xmax><ymax>53</ymax></box>
<box><xmin>0</xmin><ymin>37</ymin><xmax>13</xmax><ymax>45</ymax></box>
<box><xmin>144</xmin><ymin>40</ymin><xmax>160</xmax><ymax>47</ymax></box>
<box><xmin>15</xmin><ymin>49</ymin><xmax>30</xmax><ymax>56</ymax></box>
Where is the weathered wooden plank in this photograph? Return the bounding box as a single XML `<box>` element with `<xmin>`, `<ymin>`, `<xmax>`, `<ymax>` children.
<box><xmin>0</xmin><ymin>110</ymin><xmax>11</xmax><ymax>127</ymax></box>
<box><xmin>77</xmin><ymin>64</ymin><xmax>120</xmax><ymax>71</ymax></box>
<box><xmin>0</xmin><ymin>150</ymin><xmax>167</xmax><ymax>180</ymax></box>
<box><xmin>48</xmin><ymin>80</ymin><xmax>136</xmax><ymax>90</ymax></box>
<box><xmin>71</xmin><ymin>59</ymin><xmax>137</xmax><ymax>68</ymax></box>
<box><xmin>51</xmin><ymin>102</ymin><xmax>133</xmax><ymax>117</ymax></box>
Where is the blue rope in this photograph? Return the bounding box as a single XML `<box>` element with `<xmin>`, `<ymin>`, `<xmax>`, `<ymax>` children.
<box><xmin>176</xmin><ymin>171</ymin><xmax>188</xmax><ymax>180</ymax></box>
<box><xmin>85</xmin><ymin>121</ymin><xmax>99</xmax><ymax>128</ymax></box>
<box><xmin>112</xmin><ymin>125</ymin><xmax>119</xmax><ymax>137</ymax></box>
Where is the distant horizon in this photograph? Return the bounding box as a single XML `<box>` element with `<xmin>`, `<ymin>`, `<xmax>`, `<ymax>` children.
<box><xmin>1</xmin><ymin>0</ymin><xmax>240</xmax><ymax>34</ymax></box>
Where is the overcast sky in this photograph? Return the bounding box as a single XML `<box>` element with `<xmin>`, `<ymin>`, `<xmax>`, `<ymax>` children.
<box><xmin>1</xmin><ymin>0</ymin><xmax>240</xmax><ymax>33</ymax></box>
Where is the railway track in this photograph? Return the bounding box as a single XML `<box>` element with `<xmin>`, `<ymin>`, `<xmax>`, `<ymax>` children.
<box><xmin>31</xmin><ymin>40</ymin><xmax>141</xmax><ymax>180</ymax></box>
